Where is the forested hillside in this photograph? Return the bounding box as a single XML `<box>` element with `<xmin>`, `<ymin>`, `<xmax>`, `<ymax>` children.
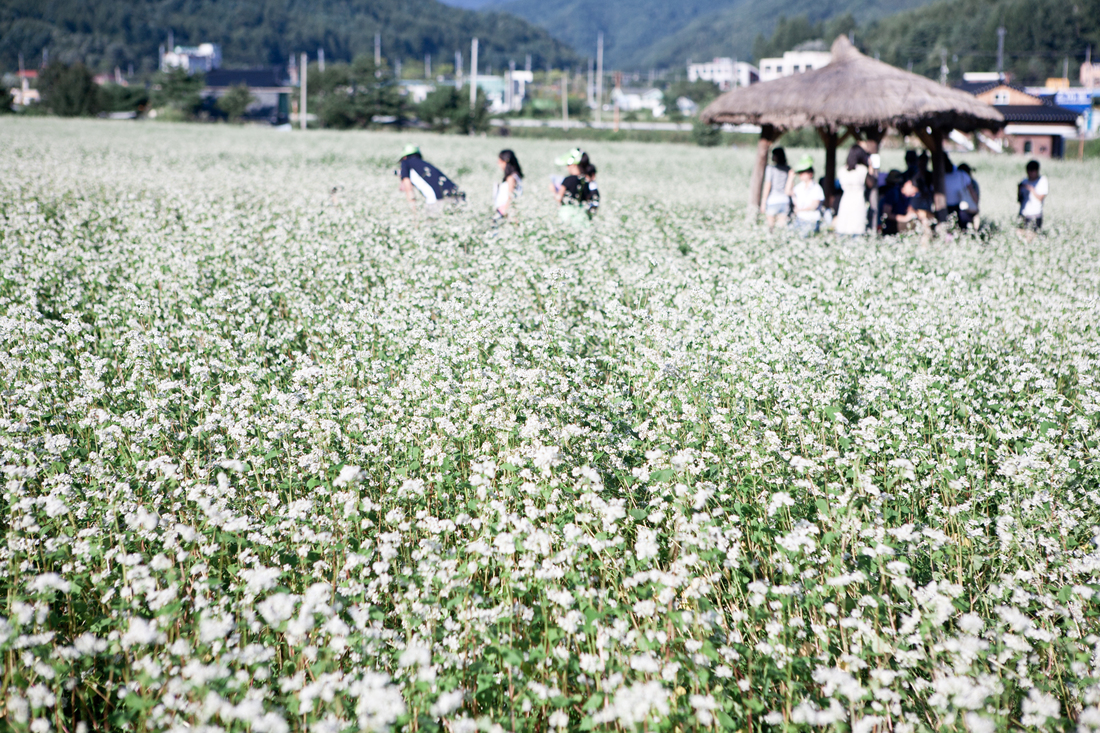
<box><xmin>0</xmin><ymin>0</ymin><xmax>576</xmax><ymax>74</ymax></box>
<box><xmin>489</xmin><ymin>0</ymin><xmax>934</xmax><ymax>68</ymax></box>
<box><xmin>749</xmin><ymin>0</ymin><xmax>1099</xmax><ymax>85</ymax></box>
<box><xmin>858</xmin><ymin>0</ymin><xmax>1099</xmax><ymax>84</ymax></box>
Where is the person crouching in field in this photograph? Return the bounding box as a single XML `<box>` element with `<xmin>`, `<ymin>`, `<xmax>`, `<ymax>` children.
<box><xmin>493</xmin><ymin>149</ymin><xmax>523</xmax><ymax>220</ymax></box>
<box><xmin>398</xmin><ymin>145</ymin><xmax>464</xmax><ymax>213</ymax></box>
<box><xmin>551</xmin><ymin>148</ymin><xmax>596</xmax><ymax>227</ymax></box>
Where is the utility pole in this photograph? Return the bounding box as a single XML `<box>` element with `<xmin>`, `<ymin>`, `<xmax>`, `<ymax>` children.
<box><xmin>508</xmin><ymin>59</ymin><xmax>516</xmax><ymax>110</ymax></box>
<box><xmin>996</xmin><ymin>27</ymin><xmax>1006</xmax><ymax>75</ymax></box>
<box><xmin>375</xmin><ymin>34</ymin><xmax>381</xmax><ymax>67</ymax></box>
<box><xmin>300</xmin><ymin>52</ymin><xmax>308</xmax><ymax>130</ymax></box>
<box><xmin>470</xmin><ymin>38</ymin><xmax>479</xmax><ymax>111</ymax></box>
<box><xmin>426</xmin><ymin>54</ymin><xmax>431</xmax><ymax>79</ymax></box>
<box><xmin>940</xmin><ymin>50</ymin><xmax>949</xmax><ymax>85</ymax></box>
<box><xmin>595</xmin><ymin>32</ymin><xmax>604</xmax><ymax>123</ymax></box>
<box><xmin>396</xmin><ymin>58</ymin><xmax>402</xmax><ymax>80</ymax></box>
<box><xmin>525</xmin><ymin>54</ymin><xmax>531</xmax><ymax>73</ymax></box>
<box><xmin>562</xmin><ymin>69</ymin><xmax>569</xmax><ymax>128</ymax></box>
<box><xmin>1086</xmin><ymin>45</ymin><xmax>1093</xmax><ymax>88</ymax></box>
<box><xmin>588</xmin><ymin>58</ymin><xmax>594</xmax><ymax>108</ymax></box>
<box><xmin>456</xmin><ymin>51</ymin><xmax>463</xmax><ymax>89</ymax></box>
<box><xmin>318</xmin><ymin>48</ymin><xmax>325</xmax><ymax>73</ymax></box>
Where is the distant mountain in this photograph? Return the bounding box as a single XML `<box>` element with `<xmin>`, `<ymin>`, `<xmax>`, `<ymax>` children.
<box><xmin>437</xmin><ymin>0</ymin><xmax>498</xmax><ymax>7</ymax></box>
<box><xmin>0</xmin><ymin>0</ymin><xmax>577</xmax><ymax>74</ymax></box>
<box><xmin>488</xmin><ymin>0</ymin><xmax>935</xmax><ymax>69</ymax></box>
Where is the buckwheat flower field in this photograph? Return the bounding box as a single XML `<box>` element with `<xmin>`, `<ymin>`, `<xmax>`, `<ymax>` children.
<box><xmin>3</xmin><ymin>117</ymin><xmax>1100</xmax><ymax>733</ymax></box>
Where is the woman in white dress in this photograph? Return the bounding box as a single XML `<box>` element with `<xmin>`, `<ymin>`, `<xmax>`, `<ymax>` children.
<box><xmin>834</xmin><ymin>145</ymin><xmax>872</xmax><ymax>236</ymax></box>
<box><xmin>493</xmin><ymin>149</ymin><xmax>523</xmax><ymax>219</ymax></box>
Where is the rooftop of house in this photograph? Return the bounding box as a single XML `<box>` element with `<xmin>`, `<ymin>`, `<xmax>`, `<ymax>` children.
<box><xmin>205</xmin><ymin>68</ymin><xmax>288</xmax><ymax>89</ymax></box>
<box><xmin>996</xmin><ymin>104</ymin><xmax>1082</xmax><ymax>123</ymax></box>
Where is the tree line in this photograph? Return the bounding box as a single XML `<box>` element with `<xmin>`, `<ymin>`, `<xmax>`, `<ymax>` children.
<box><xmin>0</xmin><ymin>0</ymin><xmax>577</xmax><ymax>76</ymax></box>
<box><xmin>753</xmin><ymin>0</ymin><xmax>1100</xmax><ymax>85</ymax></box>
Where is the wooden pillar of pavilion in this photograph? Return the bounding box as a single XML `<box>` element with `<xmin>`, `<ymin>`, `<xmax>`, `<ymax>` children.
<box><xmin>916</xmin><ymin>127</ymin><xmax>949</xmax><ymax>218</ymax></box>
<box><xmin>818</xmin><ymin>128</ymin><xmax>839</xmax><ymax>204</ymax></box>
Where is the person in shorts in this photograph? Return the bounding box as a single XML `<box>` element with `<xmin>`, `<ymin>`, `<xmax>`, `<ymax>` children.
<box><xmin>1018</xmin><ymin>159</ymin><xmax>1047</xmax><ymax>235</ymax></box>
<box><xmin>398</xmin><ymin>145</ymin><xmax>464</xmax><ymax>212</ymax></box>
<box><xmin>787</xmin><ymin>154</ymin><xmax>824</xmax><ymax>237</ymax></box>
<box><xmin>760</xmin><ymin>147</ymin><xmax>792</xmax><ymax>230</ymax></box>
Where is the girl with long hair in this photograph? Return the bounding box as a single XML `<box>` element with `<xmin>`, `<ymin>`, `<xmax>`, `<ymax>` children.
<box><xmin>494</xmin><ymin>149</ymin><xmax>524</xmax><ymax>219</ymax></box>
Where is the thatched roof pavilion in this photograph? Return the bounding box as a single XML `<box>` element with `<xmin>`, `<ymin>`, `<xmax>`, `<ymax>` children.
<box><xmin>701</xmin><ymin>36</ymin><xmax>1005</xmax><ymax>215</ymax></box>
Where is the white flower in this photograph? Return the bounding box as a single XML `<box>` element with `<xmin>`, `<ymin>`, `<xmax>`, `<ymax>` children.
<box><xmin>429</xmin><ymin>689</ymin><xmax>463</xmax><ymax>717</ymax></box>
<box><xmin>334</xmin><ymin>465</ymin><xmax>362</xmax><ymax>487</ymax></box>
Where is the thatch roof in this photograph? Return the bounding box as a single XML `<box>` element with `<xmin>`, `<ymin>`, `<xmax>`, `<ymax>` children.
<box><xmin>700</xmin><ymin>36</ymin><xmax>1004</xmax><ymax>133</ymax></box>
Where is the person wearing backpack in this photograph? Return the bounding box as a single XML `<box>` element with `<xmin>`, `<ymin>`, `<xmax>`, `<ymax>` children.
<box><xmin>551</xmin><ymin>148</ymin><xmax>595</xmax><ymax>227</ymax></box>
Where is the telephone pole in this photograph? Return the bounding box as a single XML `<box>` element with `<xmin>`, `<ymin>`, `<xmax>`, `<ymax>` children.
<box><xmin>595</xmin><ymin>32</ymin><xmax>604</xmax><ymax>123</ymax></box>
<box><xmin>996</xmin><ymin>27</ymin><xmax>1006</xmax><ymax>75</ymax></box>
<box><xmin>470</xmin><ymin>38</ymin><xmax>479</xmax><ymax>111</ymax></box>
<box><xmin>300</xmin><ymin>52</ymin><xmax>307</xmax><ymax>130</ymax></box>
<box><xmin>562</xmin><ymin>69</ymin><xmax>569</xmax><ymax>128</ymax></box>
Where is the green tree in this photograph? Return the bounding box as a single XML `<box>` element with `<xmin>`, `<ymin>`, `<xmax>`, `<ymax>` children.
<box><xmin>40</xmin><ymin>62</ymin><xmax>98</xmax><ymax>116</ymax></box>
<box><xmin>417</xmin><ymin>85</ymin><xmax>490</xmax><ymax>134</ymax></box>
<box><xmin>316</xmin><ymin>55</ymin><xmax>406</xmax><ymax>129</ymax></box>
<box><xmin>97</xmin><ymin>83</ymin><xmax>149</xmax><ymax>113</ymax></box>
<box><xmin>151</xmin><ymin>68</ymin><xmax>205</xmax><ymax>118</ymax></box>
<box><xmin>216</xmin><ymin>83</ymin><xmax>255</xmax><ymax>121</ymax></box>
<box><xmin>665</xmin><ymin>79</ymin><xmax>720</xmax><ymax>108</ymax></box>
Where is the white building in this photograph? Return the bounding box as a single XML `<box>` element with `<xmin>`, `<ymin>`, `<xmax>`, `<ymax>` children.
<box><xmin>687</xmin><ymin>58</ymin><xmax>759</xmax><ymax>90</ymax></box>
<box><xmin>758</xmin><ymin>45</ymin><xmax>832</xmax><ymax>83</ymax></box>
<box><xmin>611</xmin><ymin>87</ymin><xmax>665</xmax><ymax>116</ymax></box>
<box><xmin>161</xmin><ymin>43</ymin><xmax>222</xmax><ymax>74</ymax></box>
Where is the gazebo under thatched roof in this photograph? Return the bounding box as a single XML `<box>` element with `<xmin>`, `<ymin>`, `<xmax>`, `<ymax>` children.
<box><xmin>701</xmin><ymin>36</ymin><xmax>1005</xmax><ymax>215</ymax></box>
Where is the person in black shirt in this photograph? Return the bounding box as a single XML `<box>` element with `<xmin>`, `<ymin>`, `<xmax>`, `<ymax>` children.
<box><xmin>398</xmin><ymin>145</ymin><xmax>463</xmax><ymax>211</ymax></box>
<box><xmin>551</xmin><ymin>148</ymin><xmax>597</xmax><ymax>225</ymax></box>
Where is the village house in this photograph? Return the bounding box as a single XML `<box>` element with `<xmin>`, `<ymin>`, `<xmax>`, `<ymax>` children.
<box><xmin>203</xmin><ymin>68</ymin><xmax>292</xmax><ymax>121</ymax></box>
<box><xmin>757</xmin><ymin>41</ymin><xmax>832</xmax><ymax>83</ymax></box>
<box><xmin>957</xmin><ymin>75</ymin><xmax>1083</xmax><ymax>157</ymax></box>
<box><xmin>687</xmin><ymin>58</ymin><xmax>759</xmax><ymax>90</ymax></box>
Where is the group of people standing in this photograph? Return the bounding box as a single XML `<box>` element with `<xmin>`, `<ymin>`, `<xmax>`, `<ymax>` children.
<box><xmin>397</xmin><ymin>145</ymin><xmax>599</xmax><ymax>226</ymax></box>
<box><xmin>761</xmin><ymin>144</ymin><xmax>1049</xmax><ymax>240</ymax></box>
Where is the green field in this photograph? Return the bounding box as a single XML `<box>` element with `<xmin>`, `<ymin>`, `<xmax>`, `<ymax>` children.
<box><xmin>2</xmin><ymin>118</ymin><xmax>1100</xmax><ymax>733</ymax></box>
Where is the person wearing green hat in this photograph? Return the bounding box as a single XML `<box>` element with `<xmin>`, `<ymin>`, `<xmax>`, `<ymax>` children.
<box><xmin>550</xmin><ymin>148</ymin><xmax>597</xmax><ymax>226</ymax></box>
<box><xmin>398</xmin><ymin>145</ymin><xmax>463</xmax><ymax>212</ymax></box>
<box><xmin>786</xmin><ymin>154</ymin><xmax>825</xmax><ymax>237</ymax></box>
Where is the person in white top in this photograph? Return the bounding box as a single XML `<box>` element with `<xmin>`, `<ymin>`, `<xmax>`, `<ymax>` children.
<box><xmin>1017</xmin><ymin>159</ymin><xmax>1048</xmax><ymax>236</ymax></box>
<box><xmin>786</xmin><ymin>154</ymin><xmax>825</xmax><ymax>237</ymax></box>
<box><xmin>834</xmin><ymin>145</ymin><xmax>873</xmax><ymax>236</ymax></box>
<box><xmin>493</xmin><ymin>149</ymin><xmax>523</xmax><ymax>219</ymax></box>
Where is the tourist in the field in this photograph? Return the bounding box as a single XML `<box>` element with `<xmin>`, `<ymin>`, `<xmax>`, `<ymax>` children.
<box><xmin>551</xmin><ymin>148</ymin><xmax>595</xmax><ymax>226</ymax></box>
<box><xmin>943</xmin><ymin>156</ymin><xmax>979</xmax><ymax>230</ymax></box>
<box><xmin>493</xmin><ymin>149</ymin><xmax>524</xmax><ymax>220</ymax></box>
<box><xmin>787</xmin><ymin>154</ymin><xmax>825</xmax><ymax>237</ymax></box>
<box><xmin>834</xmin><ymin>144</ymin><xmax>871</xmax><ymax>236</ymax></box>
<box><xmin>957</xmin><ymin>163</ymin><xmax>981</xmax><ymax>229</ymax></box>
<box><xmin>760</xmin><ymin>147</ymin><xmax>792</xmax><ymax>231</ymax></box>
<box><xmin>583</xmin><ymin>162</ymin><xmax>600</xmax><ymax>219</ymax></box>
<box><xmin>398</xmin><ymin>145</ymin><xmax>464</xmax><ymax>212</ymax></box>
<box><xmin>1018</xmin><ymin>159</ymin><xmax>1047</xmax><ymax>237</ymax></box>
